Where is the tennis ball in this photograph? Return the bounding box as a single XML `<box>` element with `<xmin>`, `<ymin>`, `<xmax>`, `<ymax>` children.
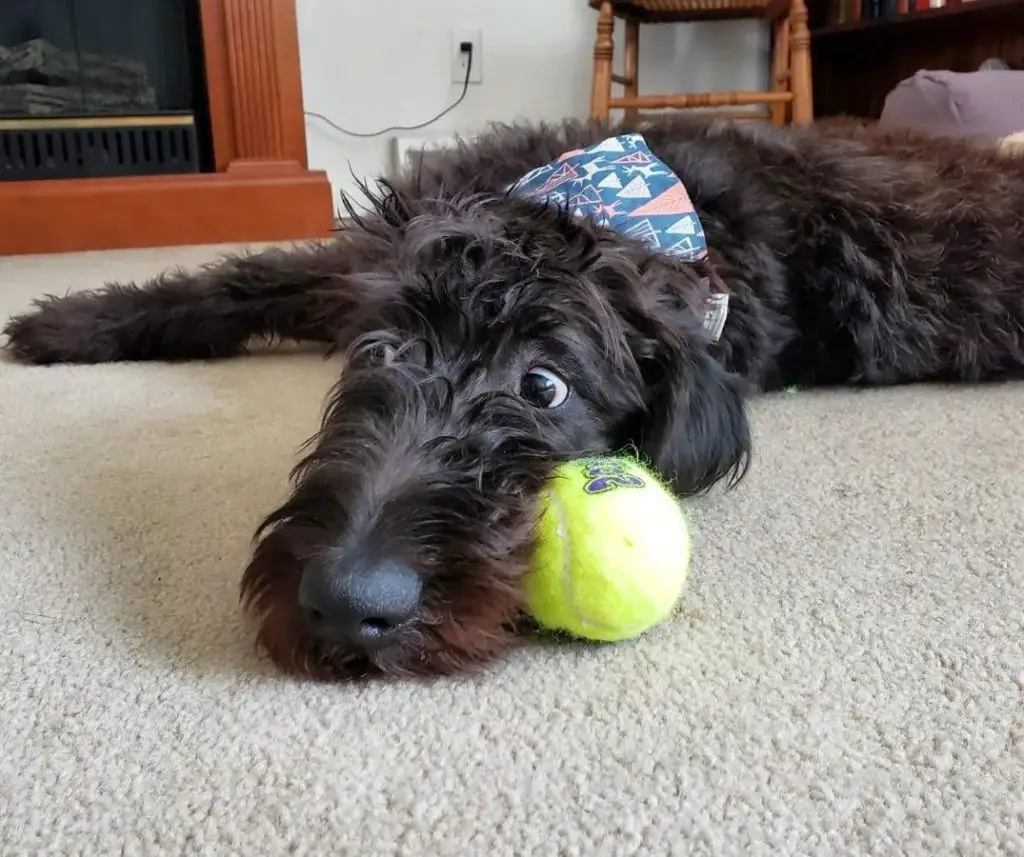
<box><xmin>525</xmin><ymin>455</ymin><xmax>691</xmax><ymax>642</ymax></box>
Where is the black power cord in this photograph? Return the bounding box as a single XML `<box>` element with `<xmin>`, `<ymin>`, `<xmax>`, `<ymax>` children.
<box><xmin>304</xmin><ymin>42</ymin><xmax>474</xmax><ymax>139</ymax></box>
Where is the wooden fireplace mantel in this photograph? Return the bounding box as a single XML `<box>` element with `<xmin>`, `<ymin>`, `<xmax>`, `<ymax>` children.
<box><xmin>0</xmin><ymin>0</ymin><xmax>335</xmax><ymax>256</ymax></box>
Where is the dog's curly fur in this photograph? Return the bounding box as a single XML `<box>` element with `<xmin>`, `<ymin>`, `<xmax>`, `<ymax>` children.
<box><xmin>5</xmin><ymin>114</ymin><xmax>1024</xmax><ymax>681</ymax></box>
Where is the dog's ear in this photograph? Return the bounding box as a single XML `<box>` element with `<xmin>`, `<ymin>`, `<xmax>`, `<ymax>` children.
<box><xmin>634</xmin><ymin>336</ymin><xmax>752</xmax><ymax>496</ymax></box>
<box><xmin>591</xmin><ymin>245</ymin><xmax>752</xmax><ymax>496</ymax></box>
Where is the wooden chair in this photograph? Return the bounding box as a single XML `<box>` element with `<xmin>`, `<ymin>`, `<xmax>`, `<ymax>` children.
<box><xmin>587</xmin><ymin>0</ymin><xmax>814</xmax><ymax>126</ymax></box>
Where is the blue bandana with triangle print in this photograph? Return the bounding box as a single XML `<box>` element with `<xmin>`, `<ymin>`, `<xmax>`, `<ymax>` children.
<box><xmin>508</xmin><ymin>133</ymin><xmax>708</xmax><ymax>262</ymax></box>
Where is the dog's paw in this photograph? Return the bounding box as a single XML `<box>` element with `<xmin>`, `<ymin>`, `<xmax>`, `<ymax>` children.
<box><xmin>2</xmin><ymin>294</ymin><xmax>121</xmax><ymax>365</ymax></box>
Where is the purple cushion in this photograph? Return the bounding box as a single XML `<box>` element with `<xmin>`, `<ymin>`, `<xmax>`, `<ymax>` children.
<box><xmin>879</xmin><ymin>69</ymin><xmax>1024</xmax><ymax>139</ymax></box>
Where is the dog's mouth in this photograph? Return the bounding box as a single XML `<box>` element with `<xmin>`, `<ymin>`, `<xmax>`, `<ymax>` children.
<box><xmin>293</xmin><ymin>637</ymin><xmax>378</xmax><ymax>682</ymax></box>
<box><xmin>242</xmin><ymin>513</ymin><xmax>542</xmax><ymax>681</ymax></box>
<box><xmin>282</xmin><ymin>604</ymin><xmax>528</xmax><ymax>682</ymax></box>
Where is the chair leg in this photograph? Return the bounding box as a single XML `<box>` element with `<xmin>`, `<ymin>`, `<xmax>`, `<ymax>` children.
<box><xmin>769</xmin><ymin>17</ymin><xmax>790</xmax><ymax>126</ymax></box>
<box><xmin>623</xmin><ymin>18</ymin><xmax>640</xmax><ymax>122</ymax></box>
<box><xmin>590</xmin><ymin>1</ymin><xmax>615</xmax><ymax>122</ymax></box>
<box><xmin>788</xmin><ymin>0</ymin><xmax>814</xmax><ymax>124</ymax></box>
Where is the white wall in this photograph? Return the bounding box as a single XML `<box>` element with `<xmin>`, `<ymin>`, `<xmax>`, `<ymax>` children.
<box><xmin>295</xmin><ymin>0</ymin><xmax>770</xmax><ymax>210</ymax></box>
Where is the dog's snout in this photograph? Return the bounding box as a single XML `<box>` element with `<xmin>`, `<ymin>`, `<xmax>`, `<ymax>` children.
<box><xmin>298</xmin><ymin>555</ymin><xmax>422</xmax><ymax>649</ymax></box>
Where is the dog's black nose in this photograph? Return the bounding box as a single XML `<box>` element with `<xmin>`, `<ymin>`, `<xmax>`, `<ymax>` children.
<box><xmin>298</xmin><ymin>556</ymin><xmax>422</xmax><ymax>648</ymax></box>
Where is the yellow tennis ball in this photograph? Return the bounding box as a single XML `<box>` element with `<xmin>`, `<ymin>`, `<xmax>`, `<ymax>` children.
<box><xmin>525</xmin><ymin>455</ymin><xmax>691</xmax><ymax>642</ymax></box>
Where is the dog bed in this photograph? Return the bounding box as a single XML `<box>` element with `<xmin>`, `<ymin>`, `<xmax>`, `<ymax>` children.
<box><xmin>879</xmin><ymin>67</ymin><xmax>1024</xmax><ymax>140</ymax></box>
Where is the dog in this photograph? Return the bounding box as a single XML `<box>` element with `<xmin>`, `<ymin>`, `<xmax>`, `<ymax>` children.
<box><xmin>5</xmin><ymin>114</ymin><xmax>1024</xmax><ymax>681</ymax></box>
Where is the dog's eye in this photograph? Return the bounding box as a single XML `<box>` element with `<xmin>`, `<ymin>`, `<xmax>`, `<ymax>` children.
<box><xmin>519</xmin><ymin>367</ymin><xmax>569</xmax><ymax>409</ymax></box>
<box><xmin>363</xmin><ymin>343</ymin><xmax>398</xmax><ymax>366</ymax></box>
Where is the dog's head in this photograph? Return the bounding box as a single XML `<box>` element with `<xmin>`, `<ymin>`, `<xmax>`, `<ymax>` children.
<box><xmin>241</xmin><ymin>181</ymin><xmax>750</xmax><ymax>680</ymax></box>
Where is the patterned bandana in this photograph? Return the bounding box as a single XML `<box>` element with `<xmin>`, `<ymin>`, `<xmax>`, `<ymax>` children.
<box><xmin>508</xmin><ymin>133</ymin><xmax>728</xmax><ymax>340</ymax></box>
<box><xmin>508</xmin><ymin>133</ymin><xmax>709</xmax><ymax>263</ymax></box>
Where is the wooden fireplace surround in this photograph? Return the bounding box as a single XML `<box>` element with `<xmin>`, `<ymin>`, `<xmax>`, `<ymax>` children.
<box><xmin>0</xmin><ymin>0</ymin><xmax>335</xmax><ymax>256</ymax></box>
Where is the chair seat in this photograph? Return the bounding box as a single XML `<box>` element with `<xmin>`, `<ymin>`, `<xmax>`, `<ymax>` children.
<box><xmin>588</xmin><ymin>0</ymin><xmax>789</xmax><ymax>21</ymax></box>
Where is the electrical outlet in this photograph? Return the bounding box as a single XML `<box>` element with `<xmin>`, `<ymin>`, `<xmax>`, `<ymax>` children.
<box><xmin>451</xmin><ymin>29</ymin><xmax>482</xmax><ymax>84</ymax></box>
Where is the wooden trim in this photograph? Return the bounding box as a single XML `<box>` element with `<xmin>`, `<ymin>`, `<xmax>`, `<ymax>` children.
<box><xmin>0</xmin><ymin>172</ymin><xmax>334</xmax><ymax>256</ymax></box>
<box><xmin>0</xmin><ymin>115</ymin><xmax>196</xmax><ymax>131</ymax></box>
<box><xmin>198</xmin><ymin>0</ymin><xmax>237</xmax><ymax>173</ymax></box>
<box><xmin>0</xmin><ymin>0</ymin><xmax>334</xmax><ymax>256</ymax></box>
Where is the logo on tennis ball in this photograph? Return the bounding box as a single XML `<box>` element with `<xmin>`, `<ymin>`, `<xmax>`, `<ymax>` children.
<box><xmin>577</xmin><ymin>458</ymin><xmax>647</xmax><ymax>495</ymax></box>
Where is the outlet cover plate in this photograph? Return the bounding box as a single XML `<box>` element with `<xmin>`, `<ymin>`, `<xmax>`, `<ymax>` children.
<box><xmin>451</xmin><ymin>29</ymin><xmax>482</xmax><ymax>84</ymax></box>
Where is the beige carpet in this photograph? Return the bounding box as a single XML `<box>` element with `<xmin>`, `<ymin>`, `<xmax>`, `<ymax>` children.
<box><xmin>1</xmin><ymin>244</ymin><xmax>1023</xmax><ymax>857</ymax></box>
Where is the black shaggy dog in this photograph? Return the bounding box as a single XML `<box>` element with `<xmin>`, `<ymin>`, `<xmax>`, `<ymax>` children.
<box><xmin>5</xmin><ymin>115</ymin><xmax>1024</xmax><ymax>681</ymax></box>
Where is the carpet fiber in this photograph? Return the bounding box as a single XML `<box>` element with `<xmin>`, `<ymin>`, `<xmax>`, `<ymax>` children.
<box><xmin>1</xmin><ymin>244</ymin><xmax>1022</xmax><ymax>856</ymax></box>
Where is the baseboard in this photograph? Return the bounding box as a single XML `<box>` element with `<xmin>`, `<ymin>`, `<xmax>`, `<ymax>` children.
<box><xmin>390</xmin><ymin>132</ymin><xmax>461</xmax><ymax>178</ymax></box>
<box><xmin>0</xmin><ymin>169</ymin><xmax>336</xmax><ymax>256</ymax></box>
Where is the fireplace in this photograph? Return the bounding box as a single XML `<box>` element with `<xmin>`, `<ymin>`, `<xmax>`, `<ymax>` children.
<box><xmin>0</xmin><ymin>0</ymin><xmax>333</xmax><ymax>255</ymax></box>
<box><xmin>0</xmin><ymin>1</ymin><xmax>211</xmax><ymax>180</ymax></box>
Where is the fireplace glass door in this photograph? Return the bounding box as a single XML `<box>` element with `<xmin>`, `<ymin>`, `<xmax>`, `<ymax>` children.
<box><xmin>0</xmin><ymin>0</ymin><xmax>211</xmax><ymax>180</ymax></box>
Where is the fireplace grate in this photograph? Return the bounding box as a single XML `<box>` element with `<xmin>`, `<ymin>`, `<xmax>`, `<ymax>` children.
<box><xmin>0</xmin><ymin>116</ymin><xmax>201</xmax><ymax>182</ymax></box>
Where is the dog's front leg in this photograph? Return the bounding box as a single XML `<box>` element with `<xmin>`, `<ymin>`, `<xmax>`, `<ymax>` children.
<box><xmin>2</xmin><ymin>237</ymin><xmax>378</xmax><ymax>365</ymax></box>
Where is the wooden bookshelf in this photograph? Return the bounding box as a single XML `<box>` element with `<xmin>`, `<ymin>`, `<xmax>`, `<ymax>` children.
<box><xmin>815</xmin><ymin>0</ymin><xmax>1024</xmax><ymax>36</ymax></box>
<box><xmin>809</xmin><ymin>0</ymin><xmax>1024</xmax><ymax>117</ymax></box>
